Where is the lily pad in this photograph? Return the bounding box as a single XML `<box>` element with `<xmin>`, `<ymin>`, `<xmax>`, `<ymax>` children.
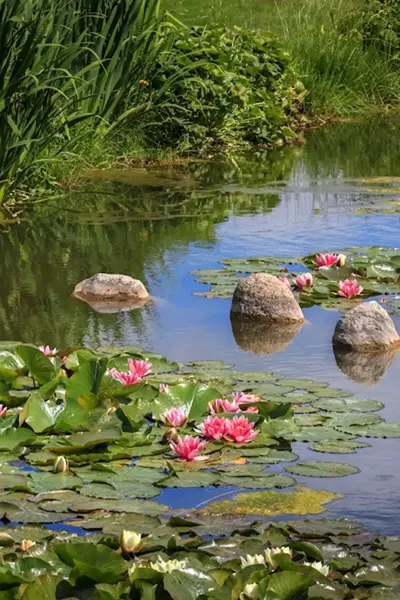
<box><xmin>285</xmin><ymin>461</ymin><xmax>359</xmax><ymax>478</ymax></box>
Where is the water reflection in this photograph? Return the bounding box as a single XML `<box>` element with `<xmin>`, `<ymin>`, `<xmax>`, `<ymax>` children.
<box><xmin>333</xmin><ymin>346</ymin><xmax>398</xmax><ymax>385</ymax></box>
<box><xmin>1</xmin><ymin>117</ymin><xmax>400</xmax><ymax>532</ymax></box>
<box><xmin>231</xmin><ymin>317</ymin><xmax>303</xmax><ymax>355</ymax></box>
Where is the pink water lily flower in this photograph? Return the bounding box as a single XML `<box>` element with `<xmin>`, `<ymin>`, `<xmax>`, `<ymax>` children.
<box><xmin>107</xmin><ymin>358</ymin><xmax>152</xmax><ymax>386</ymax></box>
<box><xmin>231</xmin><ymin>391</ymin><xmax>258</xmax><ymax>404</ymax></box>
<box><xmin>314</xmin><ymin>253</ymin><xmax>339</xmax><ymax>269</ymax></box>
<box><xmin>199</xmin><ymin>416</ymin><xmax>229</xmax><ymax>440</ymax></box>
<box><xmin>161</xmin><ymin>407</ymin><xmax>187</xmax><ymax>427</ymax></box>
<box><xmin>224</xmin><ymin>415</ymin><xmax>259</xmax><ymax>443</ymax></box>
<box><xmin>208</xmin><ymin>398</ymin><xmax>240</xmax><ymax>414</ymax></box>
<box><xmin>170</xmin><ymin>435</ymin><xmax>208</xmax><ymax>461</ymax></box>
<box><xmin>159</xmin><ymin>384</ymin><xmax>169</xmax><ymax>393</ymax></box>
<box><xmin>0</xmin><ymin>405</ymin><xmax>7</xmax><ymax>418</ymax></box>
<box><xmin>338</xmin><ymin>279</ymin><xmax>363</xmax><ymax>298</ymax></box>
<box><xmin>38</xmin><ymin>345</ymin><xmax>57</xmax><ymax>356</ymax></box>
<box><xmin>294</xmin><ymin>273</ymin><xmax>313</xmax><ymax>289</ymax></box>
<box><xmin>278</xmin><ymin>277</ymin><xmax>292</xmax><ymax>291</ymax></box>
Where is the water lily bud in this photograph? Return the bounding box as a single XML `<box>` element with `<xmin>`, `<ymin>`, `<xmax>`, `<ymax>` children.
<box><xmin>120</xmin><ymin>530</ymin><xmax>143</xmax><ymax>554</ymax></box>
<box><xmin>163</xmin><ymin>427</ymin><xmax>179</xmax><ymax>443</ymax></box>
<box><xmin>53</xmin><ymin>456</ymin><xmax>69</xmax><ymax>473</ymax></box>
<box><xmin>21</xmin><ymin>539</ymin><xmax>36</xmax><ymax>552</ymax></box>
<box><xmin>337</xmin><ymin>254</ymin><xmax>346</xmax><ymax>267</ymax></box>
<box><xmin>0</xmin><ymin>532</ymin><xmax>14</xmax><ymax>547</ymax></box>
<box><xmin>240</xmin><ymin>583</ymin><xmax>260</xmax><ymax>600</ymax></box>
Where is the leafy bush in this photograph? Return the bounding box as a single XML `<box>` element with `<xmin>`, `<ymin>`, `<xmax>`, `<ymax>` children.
<box><xmin>147</xmin><ymin>26</ymin><xmax>298</xmax><ymax>151</ymax></box>
<box><xmin>362</xmin><ymin>0</ymin><xmax>400</xmax><ymax>58</ymax></box>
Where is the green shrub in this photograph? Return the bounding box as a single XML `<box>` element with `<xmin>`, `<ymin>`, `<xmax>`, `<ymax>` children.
<box><xmin>362</xmin><ymin>0</ymin><xmax>400</xmax><ymax>58</ymax></box>
<box><xmin>147</xmin><ymin>26</ymin><xmax>298</xmax><ymax>151</ymax></box>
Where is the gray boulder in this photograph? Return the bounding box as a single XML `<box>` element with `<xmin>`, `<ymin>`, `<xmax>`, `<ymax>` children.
<box><xmin>73</xmin><ymin>273</ymin><xmax>150</xmax><ymax>303</ymax></box>
<box><xmin>230</xmin><ymin>273</ymin><xmax>304</xmax><ymax>322</ymax></box>
<box><xmin>332</xmin><ymin>301</ymin><xmax>400</xmax><ymax>352</ymax></box>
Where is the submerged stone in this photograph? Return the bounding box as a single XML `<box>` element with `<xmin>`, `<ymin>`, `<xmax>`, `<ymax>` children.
<box><xmin>196</xmin><ymin>486</ymin><xmax>342</xmax><ymax>517</ymax></box>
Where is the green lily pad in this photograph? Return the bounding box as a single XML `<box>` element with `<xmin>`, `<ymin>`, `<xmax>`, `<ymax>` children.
<box><xmin>285</xmin><ymin>461</ymin><xmax>359</xmax><ymax>478</ymax></box>
<box><xmin>310</xmin><ymin>441</ymin><xmax>371</xmax><ymax>454</ymax></box>
<box><xmin>53</xmin><ymin>543</ymin><xmax>127</xmax><ymax>584</ymax></box>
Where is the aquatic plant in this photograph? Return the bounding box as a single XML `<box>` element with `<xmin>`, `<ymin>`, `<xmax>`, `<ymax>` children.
<box><xmin>170</xmin><ymin>434</ymin><xmax>208</xmax><ymax>460</ymax></box>
<box><xmin>107</xmin><ymin>358</ymin><xmax>152</xmax><ymax>385</ymax></box>
<box><xmin>199</xmin><ymin>415</ymin><xmax>229</xmax><ymax>440</ymax></box>
<box><xmin>38</xmin><ymin>345</ymin><xmax>57</xmax><ymax>356</ymax></box>
<box><xmin>294</xmin><ymin>273</ymin><xmax>313</xmax><ymax>289</ymax></box>
<box><xmin>314</xmin><ymin>253</ymin><xmax>339</xmax><ymax>269</ymax></box>
<box><xmin>264</xmin><ymin>546</ymin><xmax>293</xmax><ymax>569</ymax></box>
<box><xmin>338</xmin><ymin>279</ymin><xmax>364</xmax><ymax>298</ymax></box>
<box><xmin>161</xmin><ymin>407</ymin><xmax>187</xmax><ymax>427</ymax></box>
<box><xmin>224</xmin><ymin>415</ymin><xmax>259</xmax><ymax>443</ymax></box>
<box><xmin>120</xmin><ymin>530</ymin><xmax>143</xmax><ymax>554</ymax></box>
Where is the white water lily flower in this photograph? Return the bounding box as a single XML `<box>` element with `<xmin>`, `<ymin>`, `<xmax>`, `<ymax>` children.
<box><xmin>239</xmin><ymin>583</ymin><xmax>260</xmax><ymax>600</ymax></box>
<box><xmin>240</xmin><ymin>553</ymin><xmax>266</xmax><ymax>568</ymax></box>
<box><xmin>120</xmin><ymin>530</ymin><xmax>143</xmax><ymax>554</ymax></box>
<box><xmin>150</xmin><ymin>557</ymin><xmax>188</xmax><ymax>573</ymax></box>
<box><xmin>264</xmin><ymin>546</ymin><xmax>292</xmax><ymax>568</ymax></box>
<box><xmin>304</xmin><ymin>561</ymin><xmax>330</xmax><ymax>577</ymax></box>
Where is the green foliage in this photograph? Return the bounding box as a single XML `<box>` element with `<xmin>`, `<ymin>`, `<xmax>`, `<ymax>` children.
<box><xmin>148</xmin><ymin>26</ymin><xmax>298</xmax><ymax>151</ymax></box>
<box><xmin>362</xmin><ymin>0</ymin><xmax>400</xmax><ymax>58</ymax></box>
<box><xmin>0</xmin><ymin>0</ymin><xmax>173</xmax><ymax>204</ymax></box>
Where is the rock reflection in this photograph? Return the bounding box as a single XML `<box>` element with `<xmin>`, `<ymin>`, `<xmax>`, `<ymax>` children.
<box><xmin>72</xmin><ymin>294</ymin><xmax>150</xmax><ymax>314</ymax></box>
<box><xmin>333</xmin><ymin>346</ymin><xmax>398</xmax><ymax>384</ymax></box>
<box><xmin>231</xmin><ymin>317</ymin><xmax>303</xmax><ymax>355</ymax></box>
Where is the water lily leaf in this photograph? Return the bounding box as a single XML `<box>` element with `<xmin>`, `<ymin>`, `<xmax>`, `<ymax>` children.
<box><xmin>19</xmin><ymin>392</ymin><xmax>64</xmax><ymax>433</ymax></box>
<box><xmin>163</xmin><ymin>568</ymin><xmax>216</xmax><ymax>600</ymax></box>
<box><xmin>287</xmin><ymin>518</ymin><xmax>362</xmax><ymax>537</ymax></box>
<box><xmin>53</xmin><ymin>543</ymin><xmax>127</xmax><ymax>584</ymax></box>
<box><xmin>312</xmin><ymin>398</ymin><xmax>384</xmax><ymax>413</ymax></box>
<box><xmin>0</xmin><ymin>473</ymin><xmax>28</xmax><ymax>489</ymax></box>
<box><xmin>226</xmin><ymin>472</ymin><xmax>295</xmax><ymax>489</ymax></box>
<box><xmin>240</xmin><ymin>449</ymin><xmax>298</xmax><ymax>463</ymax></box>
<box><xmin>311</xmin><ymin>441</ymin><xmax>370</xmax><ymax>454</ymax></box>
<box><xmin>151</xmin><ymin>383</ymin><xmax>221</xmax><ymax>420</ymax></box>
<box><xmin>0</xmin><ymin>428</ymin><xmax>36</xmax><ymax>451</ymax></box>
<box><xmin>66</xmin><ymin>358</ymin><xmax>107</xmax><ymax>399</ymax></box>
<box><xmin>15</xmin><ymin>346</ymin><xmax>57</xmax><ymax>385</ymax></box>
<box><xmin>19</xmin><ymin>574</ymin><xmax>63</xmax><ymax>600</ymax></box>
<box><xmin>266</xmin><ymin>570</ymin><xmax>316</xmax><ymax>599</ymax></box>
<box><xmin>28</xmin><ymin>472</ymin><xmax>82</xmax><ymax>493</ymax></box>
<box><xmin>288</xmin><ymin>427</ymin><xmax>355</xmax><ymax>442</ymax></box>
<box><xmin>334</xmin><ymin>422</ymin><xmax>400</xmax><ymax>438</ymax></box>
<box><xmin>161</xmin><ymin>471</ymin><xmax>219</xmax><ymax>487</ymax></box>
<box><xmin>345</xmin><ymin>563</ymin><xmax>399</xmax><ymax>587</ymax></box>
<box><xmin>70</xmin><ymin>498</ymin><xmax>168</xmax><ymax>516</ymax></box>
<box><xmin>285</xmin><ymin>461</ymin><xmax>359</xmax><ymax>477</ymax></box>
<box><xmin>47</xmin><ymin>428</ymin><xmax>121</xmax><ymax>453</ymax></box>
<box><xmin>0</xmin><ymin>351</ymin><xmax>24</xmax><ymax>381</ymax></box>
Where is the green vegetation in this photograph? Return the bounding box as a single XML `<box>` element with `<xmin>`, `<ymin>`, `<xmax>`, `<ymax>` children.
<box><xmin>1</xmin><ymin>0</ymin><xmax>400</xmax><ymax>208</ymax></box>
<box><xmin>192</xmin><ymin>246</ymin><xmax>400</xmax><ymax>307</ymax></box>
<box><xmin>0</xmin><ymin>345</ymin><xmax>399</xmax><ymax>597</ymax></box>
<box><xmin>167</xmin><ymin>0</ymin><xmax>400</xmax><ymax>114</ymax></box>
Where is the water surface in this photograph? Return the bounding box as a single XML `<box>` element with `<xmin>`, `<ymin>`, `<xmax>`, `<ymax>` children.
<box><xmin>1</xmin><ymin>117</ymin><xmax>400</xmax><ymax>532</ymax></box>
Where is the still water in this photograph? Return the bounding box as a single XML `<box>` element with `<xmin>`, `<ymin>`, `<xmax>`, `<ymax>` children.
<box><xmin>1</xmin><ymin>118</ymin><xmax>400</xmax><ymax>533</ymax></box>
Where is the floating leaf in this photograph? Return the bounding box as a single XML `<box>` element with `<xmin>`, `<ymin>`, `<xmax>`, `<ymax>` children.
<box><xmin>285</xmin><ymin>461</ymin><xmax>359</xmax><ymax>478</ymax></box>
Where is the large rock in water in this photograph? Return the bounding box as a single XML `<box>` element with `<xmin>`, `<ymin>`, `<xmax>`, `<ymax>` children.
<box><xmin>230</xmin><ymin>273</ymin><xmax>304</xmax><ymax>322</ymax></box>
<box><xmin>73</xmin><ymin>273</ymin><xmax>150</xmax><ymax>303</ymax></box>
<box><xmin>332</xmin><ymin>301</ymin><xmax>400</xmax><ymax>352</ymax></box>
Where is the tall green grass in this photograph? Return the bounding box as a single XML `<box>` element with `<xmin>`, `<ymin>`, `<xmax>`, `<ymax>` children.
<box><xmin>0</xmin><ymin>0</ymin><xmax>174</xmax><ymax>204</ymax></box>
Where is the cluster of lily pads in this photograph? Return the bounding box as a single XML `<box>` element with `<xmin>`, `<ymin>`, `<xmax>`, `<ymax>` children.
<box><xmin>191</xmin><ymin>245</ymin><xmax>400</xmax><ymax>309</ymax></box>
<box><xmin>1</xmin><ymin>515</ymin><xmax>400</xmax><ymax>599</ymax></box>
<box><xmin>0</xmin><ymin>343</ymin><xmax>399</xmax><ymax>597</ymax></box>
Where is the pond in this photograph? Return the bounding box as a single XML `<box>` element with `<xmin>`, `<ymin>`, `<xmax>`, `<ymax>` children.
<box><xmin>1</xmin><ymin>117</ymin><xmax>400</xmax><ymax>536</ymax></box>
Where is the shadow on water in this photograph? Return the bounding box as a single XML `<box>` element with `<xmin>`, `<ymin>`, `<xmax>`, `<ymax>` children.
<box><xmin>1</xmin><ymin>117</ymin><xmax>400</xmax><ymax>532</ymax></box>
